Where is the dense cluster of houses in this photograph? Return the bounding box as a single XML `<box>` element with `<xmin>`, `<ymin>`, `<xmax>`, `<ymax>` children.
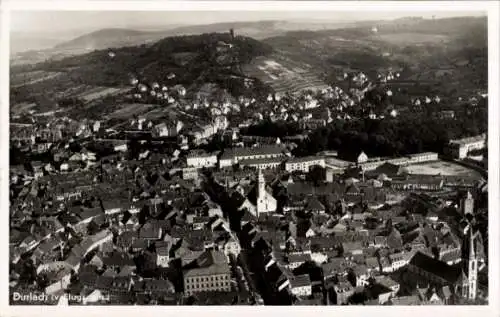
<box><xmin>9</xmin><ymin>126</ymin><xmax>486</xmax><ymax>305</ymax></box>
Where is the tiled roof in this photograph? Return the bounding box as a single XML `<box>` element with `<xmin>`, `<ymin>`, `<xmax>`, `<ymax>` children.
<box><xmin>221</xmin><ymin>145</ymin><xmax>288</xmax><ymax>160</ymax></box>
<box><xmin>449</xmin><ymin>134</ymin><xmax>486</xmax><ymax>146</ymax></box>
<box><xmin>409</xmin><ymin>251</ymin><xmax>464</xmax><ymax>284</ymax></box>
<box><xmin>290</xmin><ymin>274</ymin><xmax>311</xmax><ymax>288</ymax></box>
<box><xmin>239</xmin><ymin>157</ymin><xmax>285</xmax><ymax>166</ymax></box>
<box><xmin>184</xmin><ymin>250</ymin><xmax>230</xmax><ymax>278</ymax></box>
<box><xmin>391</xmin><ymin>295</ymin><xmax>421</xmax><ymax>305</ymax></box>
<box><xmin>375</xmin><ymin>275</ymin><xmax>399</xmax><ymax>289</ymax></box>
<box><xmin>286</xmin><ymin>156</ymin><xmax>325</xmax><ymax>164</ymax></box>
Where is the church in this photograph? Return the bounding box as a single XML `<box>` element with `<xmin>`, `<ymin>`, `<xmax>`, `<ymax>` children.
<box><xmin>237</xmin><ymin>169</ymin><xmax>277</xmax><ymax>218</ymax></box>
<box><xmin>407</xmin><ymin>192</ymin><xmax>485</xmax><ymax>303</ymax></box>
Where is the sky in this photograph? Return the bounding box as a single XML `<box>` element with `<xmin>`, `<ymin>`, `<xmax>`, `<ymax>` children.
<box><xmin>10</xmin><ymin>10</ymin><xmax>486</xmax><ymax>36</ymax></box>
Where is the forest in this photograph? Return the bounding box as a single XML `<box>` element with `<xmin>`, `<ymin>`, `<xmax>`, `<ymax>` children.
<box><xmin>242</xmin><ymin>103</ymin><xmax>487</xmax><ymax>161</ymax></box>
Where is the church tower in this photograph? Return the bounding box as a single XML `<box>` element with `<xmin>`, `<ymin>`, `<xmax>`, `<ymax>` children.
<box><xmin>461</xmin><ymin>190</ymin><xmax>474</xmax><ymax>215</ymax></box>
<box><xmin>467</xmin><ymin>228</ymin><xmax>478</xmax><ymax>300</ymax></box>
<box><xmin>256</xmin><ymin>169</ymin><xmax>266</xmax><ymax>217</ymax></box>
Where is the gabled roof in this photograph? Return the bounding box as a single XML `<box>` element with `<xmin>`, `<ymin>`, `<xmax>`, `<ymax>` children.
<box><xmin>290</xmin><ymin>274</ymin><xmax>311</xmax><ymax>288</ymax></box>
<box><xmin>373</xmin><ymin>162</ymin><xmax>407</xmax><ymax>176</ymax></box>
<box><xmin>409</xmin><ymin>251</ymin><xmax>465</xmax><ymax>285</ymax></box>
<box><xmin>391</xmin><ymin>295</ymin><xmax>421</xmax><ymax>305</ymax></box>
<box><xmin>305</xmin><ymin>197</ymin><xmax>325</xmax><ymax>212</ymax></box>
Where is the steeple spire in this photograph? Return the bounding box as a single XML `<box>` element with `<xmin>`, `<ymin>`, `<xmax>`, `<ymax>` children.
<box><xmin>467</xmin><ymin>227</ymin><xmax>478</xmax><ymax>300</ymax></box>
<box><xmin>462</xmin><ymin>190</ymin><xmax>474</xmax><ymax>215</ymax></box>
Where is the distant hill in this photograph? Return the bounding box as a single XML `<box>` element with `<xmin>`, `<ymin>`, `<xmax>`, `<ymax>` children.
<box><xmin>12</xmin><ymin>32</ymin><xmax>274</xmax><ymax>99</ymax></box>
<box><xmin>262</xmin><ymin>16</ymin><xmax>487</xmax><ymax>85</ymax></box>
<box><xmin>51</xmin><ymin>20</ymin><xmax>387</xmax><ymax>52</ymax></box>
<box><xmin>53</xmin><ymin>28</ymin><xmax>166</xmax><ymax>51</ymax></box>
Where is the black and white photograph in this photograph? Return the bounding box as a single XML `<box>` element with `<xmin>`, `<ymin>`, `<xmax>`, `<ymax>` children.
<box><xmin>2</xmin><ymin>0</ymin><xmax>499</xmax><ymax>313</ymax></box>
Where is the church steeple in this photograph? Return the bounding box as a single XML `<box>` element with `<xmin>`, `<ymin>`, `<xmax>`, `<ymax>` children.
<box><xmin>256</xmin><ymin>169</ymin><xmax>266</xmax><ymax>217</ymax></box>
<box><xmin>467</xmin><ymin>228</ymin><xmax>478</xmax><ymax>300</ymax></box>
<box><xmin>258</xmin><ymin>169</ymin><xmax>265</xmax><ymax>195</ymax></box>
<box><xmin>461</xmin><ymin>190</ymin><xmax>474</xmax><ymax>216</ymax></box>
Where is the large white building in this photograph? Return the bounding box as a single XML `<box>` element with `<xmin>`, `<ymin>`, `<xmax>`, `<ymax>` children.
<box><xmin>285</xmin><ymin>156</ymin><xmax>325</xmax><ymax>173</ymax></box>
<box><xmin>407</xmin><ymin>152</ymin><xmax>439</xmax><ymax>164</ymax></box>
<box><xmin>239</xmin><ymin>157</ymin><xmax>284</xmax><ymax>170</ymax></box>
<box><xmin>358</xmin><ymin>152</ymin><xmax>439</xmax><ymax>171</ymax></box>
<box><xmin>449</xmin><ymin>134</ymin><xmax>486</xmax><ymax>159</ymax></box>
<box><xmin>219</xmin><ymin>145</ymin><xmax>289</xmax><ymax>168</ymax></box>
<box><xmin>186</xmin><ymin>150</ymin><xmax>218</xmax><ymax>168</ymax></box>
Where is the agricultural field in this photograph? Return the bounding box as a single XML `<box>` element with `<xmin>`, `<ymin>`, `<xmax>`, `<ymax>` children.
<box><xmin>141</xmin><ymin>107</ymin><xmax>180</xmax><ymax>121</ymax></box>
<box><xmin>10</xmin><ymin>70</ymin><xmax>64</xmax><ymax>88</ymax></box>
<box><xmin>10</xmin><ymin>102</ymin><xmax>37</xmax><ymax>116</ymax></box>
<box><xmin>244</xmin><ymin>55</ymin><xmax>329</xmax><ymax>94</ymax></box>
<box><xmin>405</xmin><ymin>160</ymin><xmax>482</xmax><ymax>178</ymax></box>
<box><xmin>75</xmin><ymin>86</ymin><xmax>132</xmax><ymax>103</ymax></box>
<box><xmin>105</xmin><ymin>103</ymin><xmax>157</xmax><ymax>120</ymax></box>
<box><xmin>54</xmin><ymin>84</ymin><xmax>93</xmax><ymax>99</ymax></box>
<box><xmin>369</xmin><ymin>33</ymin><xmax>450</xmax><ymax>45</ymax></box>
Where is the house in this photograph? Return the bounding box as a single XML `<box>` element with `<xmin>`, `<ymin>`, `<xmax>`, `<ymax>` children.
<box><xmin>192</xmin><ymin>216</ymin><xmax>211</xmax><ymax>231</ymax></box>
<box><xmin>369</xmin><ymin>283</ymin><xmax>393</xmax><ymax>304</ymax></box>
<box><xmin>290</xmin><ymin>274</ymin><xmax>312</xmax><ymax>297</ymax></box>
<box><xmin>156</xmin><ymin>241</ymin><xmax>172</xmax><ymax>268</ymax></box>
<box><xmin>154</xmin><ymin>120</ymin><xmax>183</xmax><ymax>137</ymax></box>
<box><xmin>389</xmin><ymin>251</ymin><xmax>413</xmax><ymax>271</ymax></box>
<box><xmin>204</xmin><ymin>201</ymin><xmax>223</xmax><ymax>218</ymax></box>
<box><xmin>379</xmin><ymin>256</ymin><xmax>393</xmax><ymax>273</ymax></box>
<box><xmin>101</xmin><ymin>198</ymin><xmax>131</xmax><ymax>215</ymax></box>
<box><xmin>101</xmin><ymin>251</ymin><xmax>135</xmax><ymax>271</ymax></box>
<box><xmin>140</xmin><ymin>278</ymin><xmax>175</xmax><ymax>295</ymax></box>
<box><xmin>139</xmin><ymin>222</ymin><xmax>163</xmax><ymax>241</ymax></box>
<box><xmin>342</xmin><ymin>242</ymin><xmax>363</xmax><ymax>256</ymax></box>
<box><xmin>365</xmin><ymin>257</ymin><xmax>380</xmax><ymax>273</ymax></box>
<box><xmin>448</xmin><ymin>134</ymin><xmax>486</xmax><ymax>159</ymax></box>
<box><xmin>333</xmin><ymin>281</ymin><xmax>354</xmax><ymax>305</ymax></box>
<box><xmin>183</xmin><ymin>250</ymin><xmax>232</xmax><ymax>295</ymax></box>
<box><xmin>284</xmin><ymin>253</ymin><xmax>311</xmax><ymax>270</ymax></box>
<box><xmin>322</xmin><ymin>258</ymin><xmax>351</xmax><ymax>279</ymax></box>
<box><xmin>353</xmin><ymin>265</ymin><xmax>370</xmax><ymax>286</ymax></box>
<box><xmin>182</xmin><ymin>167</ymin><xmax>199</xmax><ymax>181</ymax></box>
<box><xmin>305</xmin><ymin>197</ymin><xmax>326</xmax><ymax>214</ymax></box>
<box><xmin>114</xmin><ymin>142</ymin><xmax>128</xmax><ymax>152</ymax></box>
<box><xmin>374</xmin><ymin>275</ymin><xmax>400</xmax><ymax>296</ymax></box>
